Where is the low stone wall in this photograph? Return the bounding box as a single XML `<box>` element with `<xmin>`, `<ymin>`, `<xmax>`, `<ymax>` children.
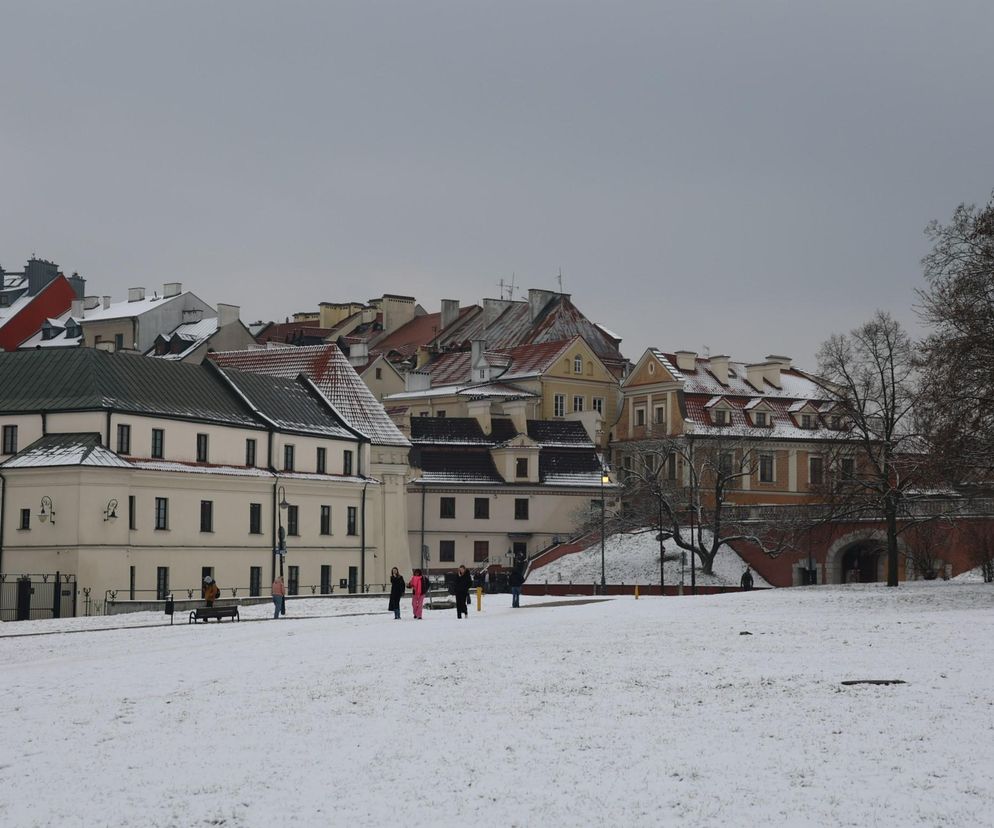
<box><xmin>105</xmin><ymin>591</ymin><xmax>391</xmax><ymax>616</ymax></box>
<box><xmin>521</xmin><ymin>583</ymin><xmax>758</xmax><ymax>597</ymax></box>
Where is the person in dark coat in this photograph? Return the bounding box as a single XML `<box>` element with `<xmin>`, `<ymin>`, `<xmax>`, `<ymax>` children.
<box><xmin>453</xmin><ymin>565</ymin><xmax>472</xmax><ymax>619</ymax></box>
<box><xmin>388</xmin><ymin>567</ymin><xmax>405</xmax><ymax>619</ymax></box>
<box><xmin>203</xmin><ymin>576</ymin><xmax>220</xmax><ymax>607</ymax></box>
<box><xmin>509</xmin><ymin>568</ymin><xmax>524</xmax><ymax>608</ymax></box>
<box><xmin>740</xmin><ymin>567</ymin><xmax>754</xmax><ymax>591</ymax></box>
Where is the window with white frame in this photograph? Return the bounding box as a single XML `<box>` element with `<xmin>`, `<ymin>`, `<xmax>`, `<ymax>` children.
<box><xmin>801</xmin><ymin>414</ymin><xmax>813</xmax><ymax>429</ymax></box>
<box><xmin>592</xmin><ymin>397</ymin><xmax>603</xmax><ymax>414</ymax></box>
<box><xmin>754</xmin><ymin>411</ymin><xmax>767</xmax><ymax>427</ymax></box>
<box><xmin>573</xmin><ymin>395</ymin><xmax>584</xmax><ymax>413</ymax></box>
<box><xmin>573</xmin><ymin>355</ymin><xmax>583</xmax><ymax>374</ymax></box>
<box><xmin>759</xmin><ymin>454</ymin><xmax>774</xmax><ymax>483</ymax></box>
<box><xmin>654</xmin><ymin>405</ymin><xmax>665</xmax><ymax>425</ymax></box>
<box><xmin>635</xmin><ymin>407</ymin><xmax>646</xmax><ymax>426</ymax></box>
<box><xmin>554</xmin><ymin>394</ymin><xmax>565</xmax><ymax>417</ymax></box>
<box><xmin>714</xmin><ymin>409</ymin><xmax>729</xmax><ymax>426</ymax></box>
<box><xmin>809</xmin><ymin>455</ymin><xmax>824</xmax><ymax>486</ymax></box>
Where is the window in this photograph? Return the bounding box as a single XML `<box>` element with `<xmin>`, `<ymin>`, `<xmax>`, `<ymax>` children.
<box><xmin>474</xmin><ymin>540</ymin><xmax>490</xmax><ymax>563</ymax></box>
<box><xmin>759</xmin><ymin>454</ymin><xmax>774</xmax><ymax>483</ymax></box>
<box><xmin>284</xmin><ymin>445</ymin><xmax>295</xmax><ymax>472</ymax></box>
<box><xmin>831</xmin><ymin>415</ymin><xmax>842</xmax><ymax>430</ymax></box>
<box><xmin>440</xmin><ymin>497</ymin><xmax>456</xmax><ymax>519</ymax></box>
<box><xmin>320</xmin><ymin>505</ymin><xmax>332</xmax><ymax>535</ymax></box>
<box><xmin>554</xmin><ymin>394</ymin><xmax>565</xmax><ymax>417</ymax></box>
<box><xmin>754</xmin><ymin>411</ymin><xmax>767</xmax><ymax>427</ymax></box>
<box><xmin>573</xmin><ymin>395</ymin><xmax>584</xmax><ymax>413</ymax></box>
<box><xmin>287</xmin><ymin>505</ymin><xmax>299</xmax><ymax>536</ymax></box>
<box><xmin>714</xmin><ymin>409</ymin><xmax>728</xmax><ymax>426</ymax></box>
<box><xmin>667</xmin><ymin>452</ymin><xmax>677</xmax><ymax>481</ymax></box>
<box><xmin>592</xmin><ymin>397</ymin><xmax>603</xmax><ymax>414</ymax></box>
<box><xmin>245</xmin><ymin>438</ymin><xmax>257</xmax><ymax>467</ymax></box>
<box><xmin>250</xmin><ymin>567</ymin><xmax>262</xmax><ymax>597</ymax></box>
<box><xmin>316</xmin><ymin>447</ymin><xmax>327</xmax><ymax>474</ymax></box>
<box><xmin>19</xmin><ymin>508</ymin><xmax>30</xmax><ymax>530</ymax></box>
<box><xmin>287</xmin><ymin>566</ymin><xmax>299</xmax><ymax>596</ymax></box>
<box><xmin>128</xmin><ymin>495</ymin><xmax>136</xmax><ymax>530</ymax></box>
<box><xmin>249</xmin><ymin>503</ymin><xmax>262</xmax><ymax>534</ymax></box>
<box><xmin>343</xmin><ymin>449</ymin><xmax>353</xmax><ymax>476</ymax></box>
<box><xmin>474</xmin><ymin>497</ymin><xmax>490</xmax><ymax>520</ymax></box>
<box><xmin>420</xmin><ymin>411</ymin><xmax>429</xmax><ymax>417</ymax></box>
<box><xmin>200</xmin><ymin>500</ymin><xmax>214</xmax><ymax>532</ymax></box>
<box><xmin>116</xmin><ymin>424</ymin><xmax>131</xmax><ymax>455</ymax></box>
<box><xmin>719</xmin><ymin>452</ymin><xmax>735</xmax><ymax>477</ymax></box>
<box><xmin>347</xmin><ymin>506</ymin><xmax>358</xmax><ymax>535</ymax></box>
<box><xmin>375</xmin><ymin>367</ymin><xmax>382</xmax><ymax>380</ymax></box>
<box><xmin>156</xmin><ymin>567</ymin><xmax>169</xmax><ymax>600</ymax></box>
<box><xmin>809</xmin><ymin>456</ymin><xmax>824</xmax><ymax>486</ymax></box>
<box><xmin>436</xmin><ymin>410</ymin><xmax>446</xmax><ymax>418</ymax></box>
<box><xmin>574</xmin><ymin>355</ymin><xmax>583</xmax><ymax>374</ymax></box>
<box><xmin>151</xmin><ymin>428</ymin><xmax>164</xmax><ymax>459</ymax></box>
<box><xmin>516</xmin><ymin>458</ymin><xmax>528</xmax><ymax>478</ymax></box>
<box><xmin>514</xmin><ymin>498</ymin><xmax>529</xmax><ymax>520</ymax></box>
<box><xmin>801</xmin><ymin>414</ymin><xmax>813</xmax><ymax>429</ymax></box>
<box><xmin>0</xmin><ymin>294</ymin><xmax>8</xmax><ymax>307</ymax></box>
<box><xmin>635</xmin><ymin>407</ymin><xmax>646</xmax><ymax>426</ymax></box>
<box><xmin>196</xmin><ymin>433</ymin><xmax>209</xmax><ymax>463</ymax></box>
<box><xmin>154</xmin><ymin>497</ymin><xmax>169</xmax><ymax>530</ymax></box>
<box><xmin>320</xmin><ymin>565</ymin><xmax>332</xmax><ymax>595</ymax></box>
<box><xmin>114</xmin><ymin>333</ymin><xmax>125</xmax><ymax>351</ymax></box>
<box><xmin>3</xmin><ymin>424</ymin><xmax>18</xmax><ymax>455</ymax></box>
<box><xmin>439</xmin><ymin>540</ymin><xmax>455</xmax><ymax>562</ymax></box>
<box><xmin>654</xmin><ymin>405</ymin><xmax>665</xmax><ymax>425</ymax></box>
<box><xmin>841</xmin><ymin>457</ymin><xmax>855</xmax><ymax>479</ymax></box>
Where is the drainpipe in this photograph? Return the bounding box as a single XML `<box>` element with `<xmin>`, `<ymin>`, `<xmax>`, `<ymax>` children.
<box><xmin>0</xmin><ymin>470</ymin><xmax>6</xmax><ymax>575</ymax></box>
<box><xmin>420</xmin><ymin>481</ymin><xmax>427</xmax><ymax>574</ymax></box>
<box><xmin>105</xmin><ymin>411</ymin><xmax>111</xmax><ymax>447</ymax></box>
<box><xmin>360</xmin><ymin>479</ymin><xmax>369</xmax><ymax>591</ymax></box>
<box><xmin>41</xmin><ymin>412</ymin><xmax>48</xmax><ymax>436</ymax></box>
<box><xmin>271</xmin><ymin>477</ymin><xmax>278</xmax><ymax>584</ymax></box>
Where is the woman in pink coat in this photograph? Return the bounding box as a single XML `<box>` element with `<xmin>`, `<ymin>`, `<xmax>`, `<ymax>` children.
<box><xmin>407</xmin><ymin>568</ymin><xmax>428</xmax><ymax>620</ymax></box>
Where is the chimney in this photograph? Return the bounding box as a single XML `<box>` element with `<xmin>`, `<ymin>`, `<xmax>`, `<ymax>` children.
<box><xmin>483</xmin><ymin>297</ymin><xmax>512</xmax><ymax>330</ymax></box>
<box><xmin>217</xmin><ymin>303</ymin><xmax>240</xmax><ymax>327</ymax></box>
<box><xmin>503</xmin><ymin>398</ymin><xmax>528</xmax><ymax>435</ymax></box>
<box><xmin>348</xmin><ymin>341</ymin><xmax>369</xmax><ymax>368</ymax></box>
<box><xmin>674</xmin><ymin>350</ymin><xmax>697</xmax><ymax>372</ymax></box>
<box><xmin>709</xmin><ymin>355</ymin><xmax>730</xmax><ymax>385</ymax></box>
<box><xmin>746</xmin><ymin>363</ymin><xmax>770</xmax><ymax>390</ymax></box>
<box><xmin>404</xmin><ymin>370</ymin><xmax>431</xmax><ymax>392</ymax></box>
<box><xmin>416</xmin><ymin>346</ymin><xmax>431</xmax><ymax>369</ymax></box>
<box><xmin>128</xmin><ymin>287</ymin><xmax>145</xmax><ymax>303</ymax></box>
<box><xmin>67</xmin><ymin>271</ymin><xmax>86</xmax><ymax>299</ymax></box>
<box><xmin>761</xmin><ymin>362</ymin><xmax>782</xmax><ymax>389</ymax></box>
<box><xmin>163</xmin><ymin>282</ymin><xmax>182</xmax><ymax>298</ymax></box>
<box><xmin>183</xmin><ymin>308</ymin><xmax>204</xmax><ymax>324</ymax></box>
<box><xmin>528</xmin><ymin>288</ymin><xmax>557</xmax><ymax>321</ymax></box>
<box><xmin>440</xmin><ymin>299</ymin><xmax>460</xmax><ymax>330</ymax></box>
<box><xmin>71</xmin><ymin>298</ymin><xmax>84</xmax><ymax>318</ymax></box>
<box><xmin>766</xmin><ymin>354</ymin><xmax>792</xmax><ymax>369</ymax></box>
<box><xmin>467</xmin><ymin>399</ymin><xmax>492</xmax><ymax>435</ymax></box>
<box><xmin>101</xmin><ymin>296</ymin><xmax>111</xmax><ymax>310</ymax></box>
<box><xmin>84</xmin><ymin>295</ymin><xmax>100</xmax><ymax>310</ymax></box>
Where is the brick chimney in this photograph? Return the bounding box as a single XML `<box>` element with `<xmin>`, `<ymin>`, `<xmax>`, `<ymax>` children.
<box><xmin>674</xmin><ymin>350</ymin><xmax>697</xmax><ymax>372</ymax></box>
<box><xmin>127</xmin><ymin>287</ymin><xmax>145</xmax><ymax>303</ymax></box>
<box><xmin>440</xmin><ymin>299</ymin><xmax>460</xmax><ymax>330</ymax></box>
<box><xmin>163</xmin><ymin>282</ymin><xmax>182</xmax><ymax>298</ymax></box>
<box><xmin>709</xmin><ymin>355</ymin><xmax>730</xmax><ymax>385</ymax></box>
<box><xmin>528</xmin><ymin>288</ymin><xmax>557</xmax><ymax>321</ymax></box>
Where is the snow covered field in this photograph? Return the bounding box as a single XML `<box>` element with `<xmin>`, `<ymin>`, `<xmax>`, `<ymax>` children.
<box><xmin>2</xmin><ymin>584</ymin><xmax>993</xmax><ymax>827</ymax></box>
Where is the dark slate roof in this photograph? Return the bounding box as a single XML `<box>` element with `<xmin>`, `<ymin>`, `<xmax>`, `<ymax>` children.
<box><xmin>216</xmin><ymin>367</ymin><xmax>358</xmax><ymax>439</ymax></box>
<box><xmin>410</xmin><ymin>417</ymin><xmax>490</xmax><ymax>445</ymax></box>
<box><xmin>526</xmin><ymin>420</ymin><xmax>595</xmax><ymax>447</ymax></box>
<box><xmin>539</xmin><ymin>450</ymin><xmax>601</xmax><ymax>478</ymax></box>
<box><xmin>0</xmin><ymin>432</ymin><xmax>131</xmax><ymax>469</ymax></box>
<box><xmin>0</xmin><ymin>349</ymin><xmax>258</xmax><ymax>426</ymax></box>
<box><xmin>413</xmin><ymin>450</ymin><xmax>503</xmax><ymax>483</ymax></box>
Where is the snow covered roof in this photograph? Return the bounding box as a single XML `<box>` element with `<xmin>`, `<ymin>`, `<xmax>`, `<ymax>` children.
<box><xmin>1</xmin><ymin>433</ymin><xmax>131</xmax><ymax>469</ymax></box>
<box><xmin>208</xmin><ymin>345</ymin><xmax>410</xmax><ymax>447</ymax></box>
<box><xmin>147</xmin><ymin>318</ymin><xmax>220</xmax><ymax>360</ymax></box>
<box><xmin>73</xmin><ymin>291</ymin><xmax>187</xmax><ymax>322</ymax></box>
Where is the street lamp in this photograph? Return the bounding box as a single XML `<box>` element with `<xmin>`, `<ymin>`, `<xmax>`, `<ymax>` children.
<box><xmin>276</xmin><ymin>485</ymin><xmax>290</xmax><ymax>577</ymax></box>
<box><xmin>600</xmin><ymin>467</ymin><xmax>610</xmax><ymax>594</ymax></box>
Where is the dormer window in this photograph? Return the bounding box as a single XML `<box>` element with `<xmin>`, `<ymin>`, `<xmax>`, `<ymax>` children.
<box><xmin>830</xmin><ymin>415</ymin><xmax>841</xmax><ymax>430</ymax></box>
<box><xmin>714</xmin><ymin>409</ymin><xmax>729</xmax><ymax>426</ymax></box>
<box><xmin>801</xmin><ymin>414</ymin><xmax>813</xmax><ymax>429</ymax></box>
<box><xmin>516</xmin><ymin>458</ymin><xmax>528</xmax><ymax>478</ymax></box>
<box><xmin>754</xmin><ymin>411</ymin><xmax>767</xmax><ymax>427</ymax></box>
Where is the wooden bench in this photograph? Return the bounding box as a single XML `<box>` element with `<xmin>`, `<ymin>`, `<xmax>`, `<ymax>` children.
<box><xmin>189</xmin><ymin>606</ymin><xmax>240</xmax><ymax>624</ymax></box>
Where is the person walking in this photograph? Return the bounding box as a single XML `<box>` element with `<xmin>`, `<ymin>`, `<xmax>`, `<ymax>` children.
<box><xmin>510</xmin><ymin>568</ymin><xmax>524</xmax><ymax>608</ymax></box>
<box><xmin>272</xmin><ymin>575</ymin><xmax>286</xmax><ymax>619</ymax></box>
<box><xmin>740</xmin><ymin>567</ymin><xmax>754</xmax><ymax>591</ymax></box>
<box><xmin>408</xmin><ymin>568</ymin><xmax>427</xmax><ymax>620</ymax></box>
<box><xmin>453</xmin><ymin>564</ymin><xmax>472</xmax><ymax>619</ymax></box>
<box><xmin>389</xmin><ymin>567</ymin><xmax>405</xmax><ymax>619</ymax></box>
<box><xmin>203</xmin><ymin>575</ymin><xmax>220</xmax><ymax>608</ymax></box>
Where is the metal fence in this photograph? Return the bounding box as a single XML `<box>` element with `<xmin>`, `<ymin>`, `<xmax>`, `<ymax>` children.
<box><xmin>0</xmin><ymin>573</ymin><xmax>77</xmax><ymax>622</ymax></box>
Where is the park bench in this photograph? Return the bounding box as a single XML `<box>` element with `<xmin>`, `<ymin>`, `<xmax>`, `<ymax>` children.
<box><xmin>189</xmin><ymin>606</ymin><xmax>240</xmax><ymax>624</ymax></box>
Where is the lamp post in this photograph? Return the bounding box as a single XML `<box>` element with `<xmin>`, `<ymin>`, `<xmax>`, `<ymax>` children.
<box><xmin>656</xmin><ymin>488</ymin><xmax>671</xmax><ymax>595</ymax></box>
<box><xmin>276</xmin><ymin>485</ymin><xmax>289</xmax><ymax>577</ymax></box>
<box><xmin>600</xmin><ymin>468</ymin><xmax>610</xmax><ymax>595</ymax></box>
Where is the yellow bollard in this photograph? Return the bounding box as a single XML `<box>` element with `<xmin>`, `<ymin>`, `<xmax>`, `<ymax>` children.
<box><xmin>476</xmin><ymin>586</ymin><xmax>483</xmax><ymax>612</ymax></box>
<box><xmin>634</xmin><ymin>584</ymin><xmax>640</xmax><ymax>600</ymax></box>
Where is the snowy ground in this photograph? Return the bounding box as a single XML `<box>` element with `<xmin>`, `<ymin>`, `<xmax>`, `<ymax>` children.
<box><xmin>532</xmin><ymin>530</ymin><xmax>770</xmax><ymax>588</ymax></box>
<box><xmin>2</xmin><ymin>584</ymin><xmax>993</xmax><ymax>827</ymax></box>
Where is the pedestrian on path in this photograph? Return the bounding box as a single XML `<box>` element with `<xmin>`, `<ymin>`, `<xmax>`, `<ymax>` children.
<box><xmin>510</xmin><ymin>568</ymin><xmax>524</xmax><ymax>608</ymax></box>
<box><xmin>740</xmin><ymin>567</ymin><xmax>754</xmax><ymax>591</ymax></box>
<box><xmin>272</xmin><ymin>575</ymin><xmax>286</xmax><ymax>619</ymax></box>
<box><xmin>408</xmin><ymin>568</ymin><xmax>428</xmax><ymax>619</ymax></box>
<box><xmin>453</xmin><ymin>565</ymin><xmax>472</xmax><ymax>619</ymax></box>
<box><xmin>389</xmin><ymin>567</ymin><xmax>405</xmax><ymax>619</ymax></box>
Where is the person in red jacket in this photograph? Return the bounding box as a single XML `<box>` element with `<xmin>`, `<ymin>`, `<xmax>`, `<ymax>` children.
<box><xmin>408</xmin><ymin>568</ymin><xmax>428</xmax><ymax>619</ymax></box>
<box><xmin>271</xmin><ymin>576</ymin><xmax>286</xmax><ymax>619</ymax></box>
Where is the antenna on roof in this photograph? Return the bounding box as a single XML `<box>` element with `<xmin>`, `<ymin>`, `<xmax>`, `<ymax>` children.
<box><xmin>498</xmin><ymin>273</ymin><xmax>517</xmax><ymax>301</ymax></box>
<box><xmin>557</xmin><ymin>267</ymin><xmax>564</xmax><ymax>293</ymax></box>
<box><xmin>703</xmin><ymin>344</ymin><xmax>711</xmax><ymax>358</ymax></box>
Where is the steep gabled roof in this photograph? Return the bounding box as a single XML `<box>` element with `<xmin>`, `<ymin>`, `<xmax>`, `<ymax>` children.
<box><xmin>208</xmin><ymin>345</ymin><xmax>409</xmax><ymax>446</ymax></box>
<box><xmin>373</xmin><ymin>305</ymin><xmax>480</xmax><ymax>359</ymax></box>
<box><xmin>0</xmin><ymin>432</ymin><xmax>131</xmax><ymax>469</ymax></box>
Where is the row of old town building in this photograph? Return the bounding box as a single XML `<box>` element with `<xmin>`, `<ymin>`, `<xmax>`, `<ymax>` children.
<box><xmin>0</xmin><ymin>256</ymin><xmax>983</xmax><ymax>616</ymax></box>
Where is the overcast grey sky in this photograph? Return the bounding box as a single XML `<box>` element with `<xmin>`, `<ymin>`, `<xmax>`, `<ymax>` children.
<box><xmin>3</xmin><ymin>1</ymin><xmax>992</xmax><ymax>368</ymax></box>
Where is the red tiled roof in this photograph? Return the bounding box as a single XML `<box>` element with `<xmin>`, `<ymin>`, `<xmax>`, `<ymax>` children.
<box><xmin>255</xmin><ymin>323</ymin><xmax>334</xmax><ymax>345</ymax></box>
<box><xmin>424</xmin><ymin>339</ymin><xmax>577</xmax><ymax>386</ymax></box>
<box><xmin>374</xmin><ymin>306</ymin><xmax>480</xmax><ymax>358</ymax></box>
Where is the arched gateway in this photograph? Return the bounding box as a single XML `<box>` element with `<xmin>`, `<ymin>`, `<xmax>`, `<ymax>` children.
<box><xmin>824</xmin><ymin>530</ymin><xmax>904</xmax><ymax>584</ymax></box>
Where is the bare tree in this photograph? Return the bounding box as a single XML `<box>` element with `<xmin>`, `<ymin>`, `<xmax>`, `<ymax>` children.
<box><xmin>611</xmin><ymin>433</ymin><xmax>800</xmax><ymax>582</ymax></box>
<box><xmin>815</xmin><ymin>311</ymin><xmax>941</xmax><ymax>587</ymax></box>
<box><xmin>904</xmin><ymin>520</ymin><xmax>952</xmax><ymax>580</ymax></box>
<box><xmin>918</xmin><ymin>193</ymin><xmax>994</xmax><ymax>476</ymax></box>
<box><xmin>966</xmin><ymin>521</ymin><xmax>994</xmax><ymax>583</ymax></box>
